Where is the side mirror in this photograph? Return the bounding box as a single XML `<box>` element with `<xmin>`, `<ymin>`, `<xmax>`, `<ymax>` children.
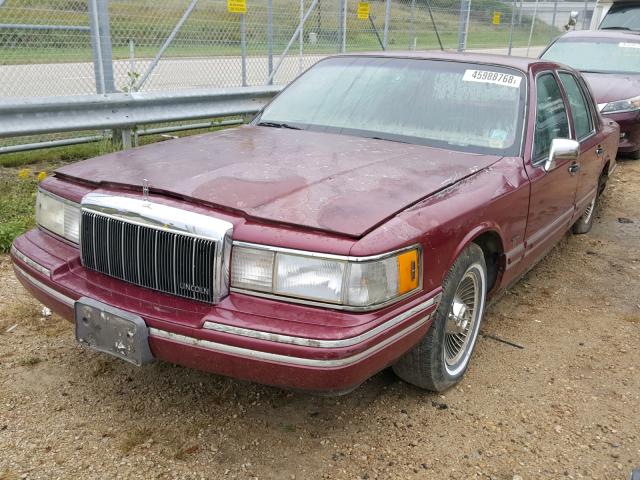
<box><xmin>564</xmin><ymin>11</ymin><xmax>579</xmax><ymax>30</ymax></box>
<box><xmin>544</xmin><ymin>138</ymin><xmax>580</xmax><ymax>172</ymax></box>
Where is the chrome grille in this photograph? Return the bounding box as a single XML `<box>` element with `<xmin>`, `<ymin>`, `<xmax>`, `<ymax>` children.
<box><xmin>81</xmin><ymin>210</ymin><xmax>218</xmax><ymax>303</ymax></box>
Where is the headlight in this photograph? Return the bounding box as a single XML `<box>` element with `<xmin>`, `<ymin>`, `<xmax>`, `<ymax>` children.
<box><xmin>600</xmin><ymin>95</ymin><xmax>640</xmax><ymax>114</ymax></box>
<box><xmin>230</xmin><ymin>244</ymin><xmax>421</xmax><ymax>309</ymax></box>
<box><xmin>36</xmin><ymin>189</ymin><xmax>81</xmax><ymax>244</ymax></box>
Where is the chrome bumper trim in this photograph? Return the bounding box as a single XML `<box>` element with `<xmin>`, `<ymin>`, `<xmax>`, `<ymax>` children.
<box><xmin>13</xmin><ymin>265</ymin><xmax>75</xmax><ymax>308</ymax></box>
<box><xmin>203</xmin><ymin>294</ymin><xmax>441</xmax><ymax>348</ymax></box>
<box><xmin>150</xmin><ymin>312</ymin><xmax>432</xmax><ymax>368</ymax></box>
<box><xmin>11</xmin><ymin>245</ymin><xmax>51</xmax><ymax>277</ymax></box>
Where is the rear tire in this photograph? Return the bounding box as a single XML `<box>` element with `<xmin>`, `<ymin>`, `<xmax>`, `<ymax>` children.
<box><xmin>629</xmin><ymin>150</ymin><xmax>640</xmax><ymax>160</ymax></box>
<box><xmin>392</xmin><ymin>244</ymin><xmax>487</xmax><ymax>392</ymax></box>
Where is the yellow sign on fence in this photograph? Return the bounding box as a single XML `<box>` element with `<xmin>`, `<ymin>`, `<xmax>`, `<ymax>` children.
<box><xmin>357</xmin><ymin>2</ymin><xmax>370</xmax><ymax>20</ymax></box>
<box><xmin>492</xmin><ymin>11</ymin><xmax>502</xmax><ymax>25</ymax></box>
<box><xmin>227</xmin><ymin>0</ymin><xmax>247</xmax><ymax>14</ymax></box>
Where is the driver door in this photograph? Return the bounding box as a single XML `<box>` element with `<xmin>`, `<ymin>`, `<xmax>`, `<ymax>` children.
<box><xmin>523</xmin><ymin>71</ymin><xmax>579</xmax><ymax>263</ymax></box>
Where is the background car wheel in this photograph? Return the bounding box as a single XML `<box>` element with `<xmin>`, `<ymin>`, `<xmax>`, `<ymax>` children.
<box><xmin>630</xmin><ymin>150</ymin><xmax>640</xmax><ymax>161</ymax></box>
<box><xmin>572</xmin><ymin>173</ymin><xmax>606</xmax><ymax>235</ymax></box>
<box><xmin>392</xmin><ymin>244</ymin><xmax>487</xmax><ymax>392</ymax></box>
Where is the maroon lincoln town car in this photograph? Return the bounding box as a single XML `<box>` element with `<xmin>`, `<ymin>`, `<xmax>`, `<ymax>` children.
<box><xmin>11</xmin><ymin>52</ymin><xmax>619</xmax><ymax>394</ymax></box>
<box><xmin>541</xmin><ymin>30</ymin><xmax>640</xmax><ymax>159</ymax></box>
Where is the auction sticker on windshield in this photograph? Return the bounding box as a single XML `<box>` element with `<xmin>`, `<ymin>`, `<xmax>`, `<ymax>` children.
<box><xmin>619</xmin><ymin>42</ymin><xmax>640</xmax><ymax>49</ymax></box>
<box><xmin>463</xmin><ymin>69</ymin><xmax>522</xmax><ymax>88</ymax></box>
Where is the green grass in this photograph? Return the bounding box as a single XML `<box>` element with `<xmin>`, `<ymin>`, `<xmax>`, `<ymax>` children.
<box><xmin>0</xmin><ymin>120</ymin><xmax>241</xmax><ymax>252</ymax></box>
<box><xmin>0</xmin><ymin>140</ymin><xmax>128</xmax><ymax>253</ymax></box>
<box><xmin>0</xmin><ymin>169</ymin><xmax>40</xmax><ymax>254</ymax></box>
<box><xmin>0</xmin><ymin>0</ymin><xmax>559</xmax><ymax>65</ymax></box>
<box><xmin>0</xmin><ymin>140</ymin><xmax>114</xmax><ymax>168</ymax></box>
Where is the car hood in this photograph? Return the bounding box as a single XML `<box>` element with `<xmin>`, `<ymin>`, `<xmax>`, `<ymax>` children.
<box><xmin>55</xmin><ymin>126</ymin><xmax>501</xmax><ymax>238</ymax></box>
<box><xmin>582</xmin><ymin>72</ymin><xmax>640</xmax><ymax>104</ymax></box>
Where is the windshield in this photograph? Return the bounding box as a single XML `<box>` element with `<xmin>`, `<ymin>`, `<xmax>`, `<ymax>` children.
<box><xmin>542</xmin><ymin>37</ymin><xmax>640</xmax><ymax>74</ymax></box>
<box><xmin>600</xmin><ymin>4</ymin><xmax>640</xmax><ymax>31</ymax></box>
<box><xmin>258</xmin><ymin>57</ymin><xmax>526</xmax><ymax>156</ymax></box>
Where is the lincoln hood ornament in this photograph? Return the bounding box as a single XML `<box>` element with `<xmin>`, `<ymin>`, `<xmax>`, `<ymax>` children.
<box><xmin>142</xmin><ymin>178</ymin><xmax>150</xmax><ymax>204</ymax></box>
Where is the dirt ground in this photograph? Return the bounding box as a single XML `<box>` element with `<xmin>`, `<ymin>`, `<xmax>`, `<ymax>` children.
<box><xmin>0</xmin><ymin>160</ymin><xmax>638</xmax><ymax>480</ymax></box>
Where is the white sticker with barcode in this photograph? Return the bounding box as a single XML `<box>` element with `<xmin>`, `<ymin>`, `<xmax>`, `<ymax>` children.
<box><xmin>619</xmin><ymin>42</ymin><xmax>640</xmax><ymax>49</ymax></box>
<box><xmin>463</xmin><ymin>69</ymin><xmax>522</xmax><ymax>88</ymax></box>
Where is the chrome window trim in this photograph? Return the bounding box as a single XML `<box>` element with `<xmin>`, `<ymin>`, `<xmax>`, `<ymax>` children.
<box><xmin>13</xmin><ymin>265</ymin><xmax>74</xmax><ymax>308</ymax></box>
<box><xmin>231</xmin><ymin>241</ymin><xmax>423</xmax><ymax>311</ymax></box>
<box><xmin>11</xmin><ymin>245</ymin><xmax>51</xmax><ymax>277</ymax></box>
<box><xmin>80</xmin><ymin>193</ymin><xmax>234</xmax><ymax>304</ymax></box>
<box><xmin>150</xmin><ymin>312</ymin><xmax>431</xmax><ymax>368</ymax></box>
<box><xmin>557</xmin><ymin>70</ymin><xmax>597</xmax><ymax>142</ymax></box>
<box><xmin>531</xmin><ymin>70</ymin><xmax>574</xmax><ymax>167</ymax></box>
<box><xmin>518</xmin><ymin>67</ymin><xmax>530</xmax><ymax>159</ymax></box>
<box><xmin>203</xmin><ymin>293</ymin><xmax>441</xmax><ymax>348</ymax></box>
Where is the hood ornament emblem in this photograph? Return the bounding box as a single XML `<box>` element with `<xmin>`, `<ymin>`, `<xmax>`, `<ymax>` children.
<box><xmin>142</xmin><ymin>178</ymin><xmax>150</xmax><ymax>205</ymax></box>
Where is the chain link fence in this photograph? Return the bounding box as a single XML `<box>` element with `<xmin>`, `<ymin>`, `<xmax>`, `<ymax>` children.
<box><xmin>0</xmin><ymin>0</ymin><xmax>598</xmax><ymax>101</ymax></box>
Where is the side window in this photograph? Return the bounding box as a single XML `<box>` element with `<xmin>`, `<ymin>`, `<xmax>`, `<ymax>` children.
<box><xmin>534</xmin><ymin>73</ymin><xmax>570</xmax><ymax>162</ymax></box>
<box><xmin>559</xmin><ymin>72</ymin><xmax>594</xmax><ymax>140</ymax></box>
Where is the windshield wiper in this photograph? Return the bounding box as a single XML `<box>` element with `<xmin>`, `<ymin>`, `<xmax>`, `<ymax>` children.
<box><xmin>257</xmin><ymin>121</ymin><xmax>301</xmax><ymax>130</ymax></box>
<box><xmin>600</xmin><ymin>26</ymin><xmax>633</xmax><ymax>30</ymax></box>
<box><xmin>368</xmin><ymin>136</ymin><xmax>410</xmax><ymax>145</ymax></box>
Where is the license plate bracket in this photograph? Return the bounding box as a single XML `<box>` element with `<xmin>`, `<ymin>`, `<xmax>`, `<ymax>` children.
<box><xmin>74</xmin><ymin>297</ymin><xmax>154</xmax><ymax>366</ymax></box>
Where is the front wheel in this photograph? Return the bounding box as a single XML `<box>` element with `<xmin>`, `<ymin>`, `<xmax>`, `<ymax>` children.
<box><xmin>392</xmin><ymin>244</ymin><xmax>487</xmax><ymax>392</ymax></box>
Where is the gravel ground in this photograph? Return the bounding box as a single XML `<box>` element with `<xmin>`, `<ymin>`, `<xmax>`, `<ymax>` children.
<box><xmin>1</xmin><ymin>160</ymin><xmax>639</xmax><ymax>480</ymax></box>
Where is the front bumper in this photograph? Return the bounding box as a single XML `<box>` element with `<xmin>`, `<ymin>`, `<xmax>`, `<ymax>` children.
<box><xmin>603</xmin><ymin>110</ymin><xmax>640</xmax><ymax>154</ymax></box>
<box><xmin>11</xmin><ymin>229</ymin><xmax>440</xmax><ymax>393</ymax></box>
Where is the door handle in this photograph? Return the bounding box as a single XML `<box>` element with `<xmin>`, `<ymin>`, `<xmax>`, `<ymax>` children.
<box><xmin>568</xmin><ymin>163</ymin><xmax>580</xmax><ymax>175</ymax></box>
<box><xmin>596</xmin><ymin>146</ymin><xmax>604</xmax><ymax>156</ymax></box>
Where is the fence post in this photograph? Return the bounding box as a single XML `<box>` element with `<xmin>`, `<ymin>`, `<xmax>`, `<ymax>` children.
<box><xmin>89</xmin><ymin>0</ymin><xmax>127</xmax><ymax>147</ymax></box>
<box><xmin>267</xmin><ymin>0</ymin><xmax>273</xmax><ymax>83</ymax></box>
<box><xmin>299</xmin><ymin>0</ymin><xmax>304</xmax><ymax>73</ymax></box>
<box><xmin>518</xmin><ymin>0</ymin><xmax>523</xmax><ymax>24</ymax></box>
<box><xmin>338</xmin><ymin>0</ymin><xmax>346</xmax><ymax>53</ymax></box>
<box><xmin>526</xmin><ymin>0</ymin><xmax>540</xmax><ymax>57</ymax></box>
<box><xmin>409</xmin><ymin>0</ymin><xmax>415</xmax><ymax>50</ymax></box>
<box><xmin>382</xmin><ymin>0</ymin><xmax>391</xmax><ymax>50</ymax></box>
<box><xmin>551</xmin><ymin>0</ymin><xmax>558</xmax><ymax>28</ymax></box>
<box><xmin>240</xmin><ymin>14</ymin><xmax>247</xmax><ymax>86</ymax></box>
<box><xmin>507</xmin><ymin>0</ymin><xmax>516</xmax><ymax>55</ymax></box>
<box><xmin>457</xmin><ymin>0</ymin><xmax>471</xmax><ymax>52</ymax></box>
<box><xmin>96</xmin><ymin>0</ymin><xmax>115</xmax><ymax>94</ymax></box>
<box><xmin>88</xmin><ymin>0</ymin><xmax>105</xmax><ymax>94</ymax></box>
<box><xmin>582</xmin><ymin>0</ymin><xmax>588</xmax><ymax>28</ymax></box>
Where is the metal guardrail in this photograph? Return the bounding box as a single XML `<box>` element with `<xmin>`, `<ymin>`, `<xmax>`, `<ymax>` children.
<box><xmin>0</xmin><ymin>86</ymin><xmax>281</xmax><ymax>139</ymax></box>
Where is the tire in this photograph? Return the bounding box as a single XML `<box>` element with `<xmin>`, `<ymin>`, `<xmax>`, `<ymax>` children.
<box><xmin>629</xmin><ymin>150</ymin><xmax>640</xmax><ymax>161</ymax></box>
<box><xmin>572</xmin><ymin>174</ymin><xmax>606</xmax><ymax>235</ymax></box>
<box><xmin>392</xmin><ymin>244</ymin><xmax>487</xmax><ymax>392</ymax></box>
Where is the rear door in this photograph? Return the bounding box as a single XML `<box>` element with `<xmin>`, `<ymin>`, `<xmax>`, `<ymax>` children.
<box><xmin>557</xmin><ymin>71</ymin><xmax>604</xmax><ymax>220</ymax></box>
<box><xmin>523</xmin><ymin>71</ymin><xmax>578</xmax><ymax>262</ymax></box>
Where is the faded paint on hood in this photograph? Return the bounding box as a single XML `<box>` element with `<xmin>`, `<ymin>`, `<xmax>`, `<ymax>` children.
<box><xmin>582</xmin><ymin>72</ymin><xmax>640</xmax><ymax>104</ymax></box>
<box><xmin>55</xmin><ymin>126</ymin><xmax>502</xmax><ymax>237</ymax></box>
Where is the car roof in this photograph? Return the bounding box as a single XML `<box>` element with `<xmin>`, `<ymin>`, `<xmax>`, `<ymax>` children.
<box><xmin>555</xmin><ymin>29</ymin><xmax>640</xmax><ymax>41</ymax></box>
<box><xmin>336</xmin><ymin>50</ymin><xmax>547</xmax><ymax>74</ymax></box>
